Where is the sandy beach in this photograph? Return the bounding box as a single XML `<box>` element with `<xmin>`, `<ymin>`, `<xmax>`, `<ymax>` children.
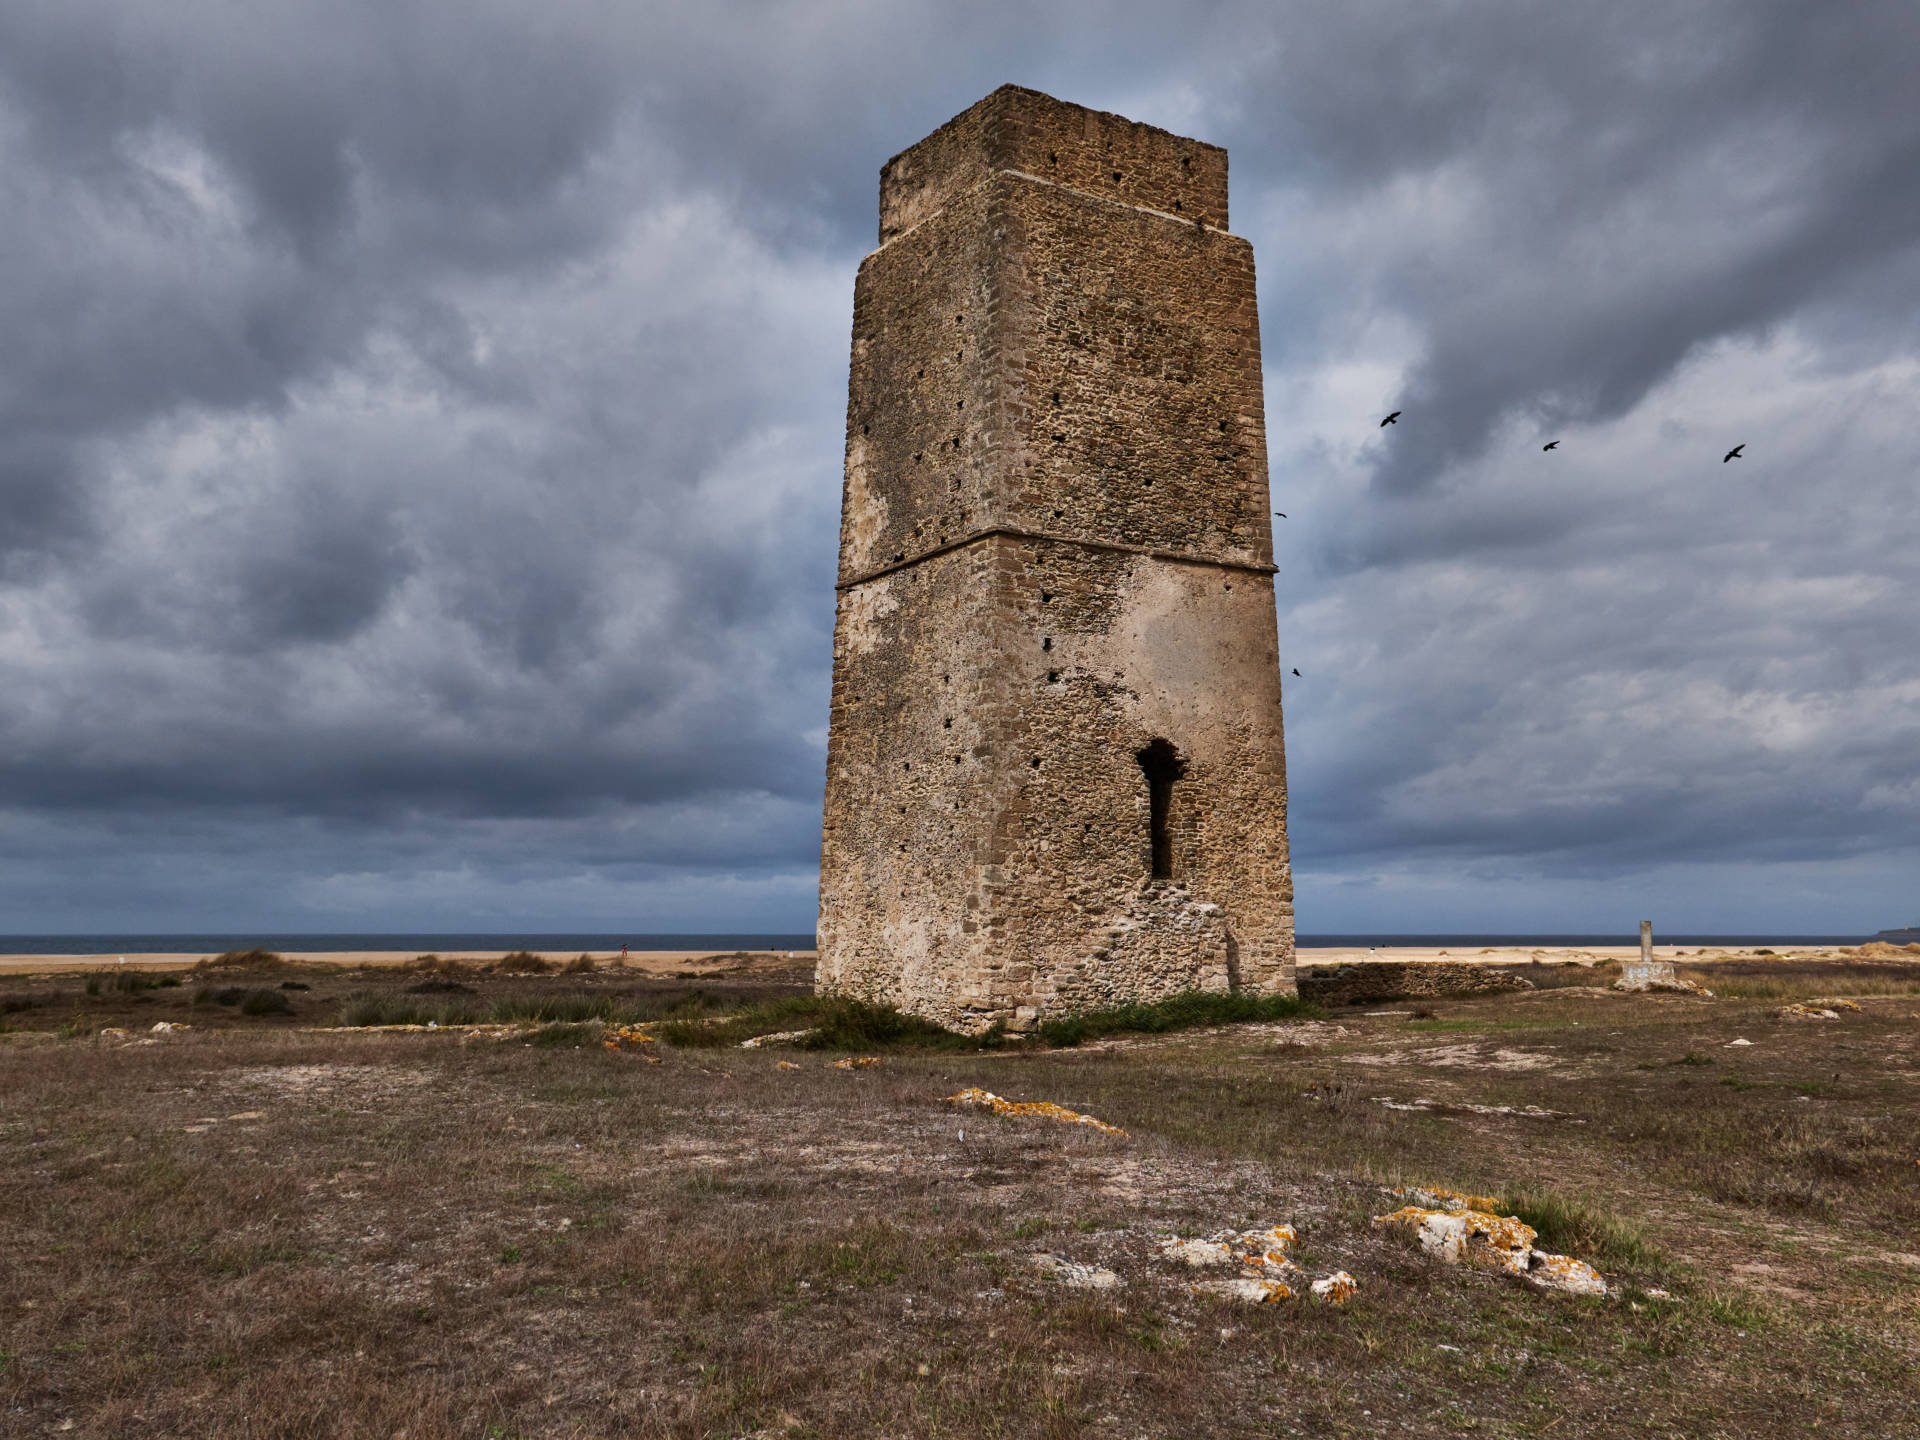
<box><xmin>0</xmin><ymin>940</ymin><xmax>1859</xmax><ymax>977</ymax></box>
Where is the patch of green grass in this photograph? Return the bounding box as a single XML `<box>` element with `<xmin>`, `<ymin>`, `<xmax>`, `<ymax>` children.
<box><xmin>525</xmin><ymin>1022</ymin><xmax>600</xmax><ymax>1047</ymax></box>
<box><xmin>655</xmin><ymin>995</ymin><xmax>995</xmax><ymax>1052</ymax></box>
<box><xmin>1498</xmin><ymin>1185</ymin><xmax>1656</xmax><ymax>1269</ymax></box>
<box><xmin>334</xmin><ymin>995</ymin><xmax>481</xmax><ymax>1027</ymax></box>
<box><xmin>1036</xmin><ymin>990</ymin><xmax>1318</xmax><ymax>1047</ymax></box>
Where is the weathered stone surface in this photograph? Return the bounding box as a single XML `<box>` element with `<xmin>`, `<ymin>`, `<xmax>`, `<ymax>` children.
<box><xmin>818</xmin><ymin>85</ymin><xmax>1294</xmax><ymax>1030</ymax></box>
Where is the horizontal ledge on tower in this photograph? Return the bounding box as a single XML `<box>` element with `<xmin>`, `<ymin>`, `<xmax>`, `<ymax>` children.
<box><xmin>836</xmin><ymin>527</ymin><xmax>1277</xmax><ymax>591</ymax></box>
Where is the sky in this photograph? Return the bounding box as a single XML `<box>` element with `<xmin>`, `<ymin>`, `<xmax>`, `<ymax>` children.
<box><xmin>0</xmin><ymin>1</ymin><xmax>1915</xmax><ymax>937</ymax></box>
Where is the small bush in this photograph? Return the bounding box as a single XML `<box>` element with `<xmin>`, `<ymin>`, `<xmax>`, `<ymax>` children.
<box><xmin>1500</xmin><ymin>1185</ymin><xmax>1655</xmax><ymax>1269</ymax></box>
<box><xmin>562</xmin><ymin>954</ymin><xmax>598</xmax><ymax>974</ymax></box>
<box><xmin>1037</xmin><ymin>990</ymin><xmax>1318</xmax><ymax>1048</ymax></box>
<box><xmin>485</xmin><ymin>995</ymin><xmax>628</xmax><ymax>1025</ymax></box>
<box><xmin>493</xmin><ymin>951</ymin><xmax>552</xmax><ymax>974</ymax></box>
<box><xmin>279</xmin><ymin>981</ymin><xmax>310</xmax><ymax>991</ymax></box>
<box><xmin>194</xmin><ymin>986</ymin><xmax>250</xmax><ymax>1007</ymax></box>
<box><xmin>239</xmin><ymin>988</ymin><xmax>293</xmax><ymax>1016</ymax></box>
<box><xmin>406</xmin><ymin>978</ymin><xmax>474</xmax><ymax>995</ymax></box>
<box><xmin>197</xmin><ymin>948</ymin><xmax>285</xmax><ymax>970</ymax></box>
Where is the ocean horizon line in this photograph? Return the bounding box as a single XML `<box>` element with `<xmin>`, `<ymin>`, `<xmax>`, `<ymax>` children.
<box><xmin>0</xmin><ymin>929</ymin><xmax>1892</xmax><ymax>956</ymax></box>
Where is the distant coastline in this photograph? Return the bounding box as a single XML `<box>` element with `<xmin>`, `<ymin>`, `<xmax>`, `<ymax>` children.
<box><xmin>0</xmin><ymin>929</ymin><xmax>1884</xmax><ymax>956</ymax></box>
<box><xmin>1875</xmin><ymin>925</ymin><xmax>1920</xmax><ymax>940</ymax></box>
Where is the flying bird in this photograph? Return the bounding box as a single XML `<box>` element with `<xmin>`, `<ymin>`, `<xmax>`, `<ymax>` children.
<box><xmin>1542</xmin><ymin>440</ymin><xmax>1559</xmax><ymax>451</ymax></box>
<box><xmin>1273</xmin><ymin>511</ymin><xmax>1287</xmax><ymax>518</ymax></box>
<box><xmin>1380</xmin><ymin>411</ymin><xmax>1401</xmax><ymax>426</ymax></box>
<box><xmin>1291</xmin><ymin>668</ymin><xmax>1301</xmax><ymax>677</ymax></box>
<box><xmin>1723</xmin><ymin>444</ymin><xmax>1745</xmax><ymax>463</ymax></box>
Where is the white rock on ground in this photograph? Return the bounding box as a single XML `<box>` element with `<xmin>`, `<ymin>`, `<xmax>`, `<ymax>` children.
<box><xmin>1027</xmin><ymin>1253</ymin><xmax>1121</xmax><ymax>1290</ymax></box>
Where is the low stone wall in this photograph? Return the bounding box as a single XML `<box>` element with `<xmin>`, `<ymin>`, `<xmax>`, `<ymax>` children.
<box><xmin>1298</xmin><ymin>962</ymin><xmax>1534</xmax><ymax>1007</ymax></box>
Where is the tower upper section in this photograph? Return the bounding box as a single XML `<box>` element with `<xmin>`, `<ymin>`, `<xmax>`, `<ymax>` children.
<box><xmin>878</xmin><ymin>84</ymin><xmax>1229</xmax><ymax>243</ymax></box>
<box><xmin>839</xmin><ymin>87</ymin><xmax>1274</xmax><ymax>589</ymax></box>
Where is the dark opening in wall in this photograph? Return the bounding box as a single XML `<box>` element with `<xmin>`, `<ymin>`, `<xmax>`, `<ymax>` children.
<box><xmin>1136</xmin><ymin>738</ymin><xmax>1186</xmax><ymax>879</ymax></box>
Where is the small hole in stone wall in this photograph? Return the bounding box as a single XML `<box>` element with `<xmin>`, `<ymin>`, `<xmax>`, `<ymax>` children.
<box><xmin>1051</xmin><ymin>391</ymin><xmax>1061</xmax><ymax>405</ymax></box>
<box><xmin>956</xmin><ymin>400</ymin><xmax>964</xmax><ymax>409</ymax></box>
<box><xmin>1180</xmin><ymin>156</ymin><xmax>1191</xmax><ymax>169</ymax></box>
<box><xmin>952</xmin><ymin>437</ymin><xmax>961</xmax><ymax>449</ymax></box>
<box><xmin>1047</xmin><ymin>670</ymin><xmax>1059</xmax><ymax>683</ymax></box>
<box><xmin>1052</xmin><ymin>433</ymin><xmax>1066</xmax><ymax>443</ymax></box>
<box><xmin>903</xmin><ymin>761</ymin><xmax>911</xmax><ymax>771</ymax></box>
<box><xmin>1042</xmin><ymin>637</ymin><xmax>1053</xmax><ymax>652</ymax></box>
<box><xmin>1112</xmin><ymin>171</ymin><xmax>1122</xmax><ymax>182</ymax></box>
<box><xmin>1040</xmin><ymin>591</ymin><xmax>1053</xmax><ymax>602</ymax></box>
<box><xmin>956</xmin><ymin>313</ymin><xmax>963</xmax><ymax>324</ymax></box>
<box><xmin>1143</xmin><ymin>480</ymin><xmax>1153</xmax><ymax>488</ymax></box>
<box><xmin>1224</xmin><ymin>583</ymin><xmax>1233</xmax><ymax>591</ymax></box>
<box><xmin>917</xmin><ymin>368</ymin><xmax>925</xmax><ymax>378</ymax></box>
<box><xmin>1218</xmin><ymin>420</ymin><xmax>1228</xmax><ymax>431</ymax></box>
<box><xmin>862</xmin><ymin>424</ymin><xmax>870</xmax><ymax>434</ymax></box>
<box><xmin>1052</xmin><ymin>509</ymin><xmax>1063</xmax><ymax>518</ymax></box>
<box><xmin>1048</xmin><ymin>151</ymin><xmax>1057</xmax><ymax>165</ymax></box>
<box><xmin>944</xmin><ymin>717</ymin><xmax>952</xmax><ymax>728</ymax></box>
<box><xmin>1173</xmin><ymin>201</ymin><xmax>1182</xmax><ymax>211</ymax></box>
<box><xmin>954</xmin><ymin>755</ymin><xmax>962</xmax><ymax>765</ymax></box>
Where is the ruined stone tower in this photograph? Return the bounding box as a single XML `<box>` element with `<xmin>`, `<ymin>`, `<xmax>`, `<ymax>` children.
<box><xmin>817</xmin><ymin>85</ymin><xmax>1294</xmax><ymax>1030</ymax></box>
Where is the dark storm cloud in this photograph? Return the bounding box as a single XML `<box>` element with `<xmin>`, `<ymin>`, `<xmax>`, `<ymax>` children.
<box><xmin>0</xmin><ymin>1</ymin><xmax>1913</xmax><ymax>931</ymax></box>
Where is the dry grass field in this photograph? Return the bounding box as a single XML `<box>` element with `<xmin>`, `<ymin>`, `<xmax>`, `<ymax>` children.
<box><xmin>4</xmin><ymin>951</ymin><xmax>1919</xmax><ymax>1438</ymax></box>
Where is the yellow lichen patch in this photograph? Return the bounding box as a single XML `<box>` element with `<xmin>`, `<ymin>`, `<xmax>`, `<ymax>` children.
<box><xmin>1310</xmin><ymin>1271</ymin><xmax>1358</xmax><ymax>1305</ymax></box>
<box><xmin>1374</xmin><ymin>1206</ymin><xmax>1537</xmax><ymax>1275</ymax></box>
<box><xmin>1390</xmin><ymin>1184</ymin><xmax>1504</xmax><ymax>1214</ymax></box>
<box><xmin>1527</xmin><ymin>1251</ymin><xmax>1606</xmax><ymax>1296</ymax></box>
<box><xmin>947</xmin><ymin>1086</ymin><xmax>1127</xmax><ymax>1136</ymax></box>
<box><xmin>833</xmin><ymin>1056</ymin><xmax>885</xmax><ymax>1070</ymax></box>
<box><xmin>1808</xmin><ymin>997</ymin><xmax>1862</xmax><ymax>1012</ymax></box>
<box><xmin>602</xmin><ymin>1026</ymin><xmax>658</xmax><ymax>1052</ymax></box>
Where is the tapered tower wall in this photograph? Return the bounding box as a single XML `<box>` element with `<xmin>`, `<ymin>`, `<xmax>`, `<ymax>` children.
<box><xmin>818</xmin><ymin>85</ymin><xmax>1294</xmax><ymax>1030</ymax></box>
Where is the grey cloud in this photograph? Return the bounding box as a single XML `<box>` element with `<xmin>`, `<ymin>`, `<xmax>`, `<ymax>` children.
<box><xmin>0</xmin><ymin>1</ymin><xmax>1914</xmax><ymax>933</ymax></box>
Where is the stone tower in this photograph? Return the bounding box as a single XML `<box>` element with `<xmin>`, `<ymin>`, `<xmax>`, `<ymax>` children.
<box><xmin>817</xmin><ymin>85</ymin><xmax>1294</xmax><ymax>1030</ymax></box>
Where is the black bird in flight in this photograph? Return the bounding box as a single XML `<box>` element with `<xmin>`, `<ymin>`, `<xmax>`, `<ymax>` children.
<box><xmin>1542</xmin><ymin>440</ymin><xmax>1559</xmax><ymax>451</ymax></box>
<box><xmin>1273</xmin><ymin>511</ymin><xmax>1287</xmax><ymax>518</ymax></box>
<box><xmin>1380</xmin><ymin>411</ymin><xmax>1401</xmax><ymax>426</ymax></box>
<box><xmin>1723</xmin><ymin>444</ymin><xmax>1745</xmax><ymax>463</ymax></box>
<box><xmin>1291</xmin><ymin>668</ymin><xmax>1301</xmax><ymax>677</ymax></box>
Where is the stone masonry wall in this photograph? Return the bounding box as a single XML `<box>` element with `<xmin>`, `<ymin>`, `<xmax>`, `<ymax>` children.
<box><xmin>820</xmin><ymin>86</ymin><xmax>1294</xmax><ymax>1031</ymax></box>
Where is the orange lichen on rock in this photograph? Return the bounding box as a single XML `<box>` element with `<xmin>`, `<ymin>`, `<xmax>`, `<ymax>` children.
<box><xmin>1310</xmin><ymin>1271</ymin><xmax>1358</xmax><ymax>1305</ymax></box>
<box><xmin>1808</xmin><ymin>997</ymin><xmax>1861</xmax><ymax>1012</ymax></box>
<box><xmin>948</xmin><ymin>1086</ymin><xmax>1127</xmax><ymax>1136</ymax></box>
<box><xmin>1375</xmin><ymin>1197</ymin><xmax>1607</xmax><ymax>1296</ymax></box>
<box><xmin>833</xmin><ymin>1056</ymin><xmax>885</xmax><ymax>1070</ymax></box>
<box><xmin>1777</xmin><ymin>1003</ymin><xmax>1842</xmax><ymax>1020</ymax></box>
<box><xmin>775</xmin><ymin>1060</ymin><xmax>802</xmax><ymax>1070</ymax></box>
<box><xmin>1164</xmin><ymin>1224</ymin><xmax>1304</xmax><ymax>1302</ymax></box>
<box><xmin>1389</xmin><ymin>1184</ymin><xmax>1505</xmax><ymax>1215</ymax></box>
<box><xmin>602</xmin><ymin>1026</ymin><xmax>658</xmax><ymax>1052</ymax></box>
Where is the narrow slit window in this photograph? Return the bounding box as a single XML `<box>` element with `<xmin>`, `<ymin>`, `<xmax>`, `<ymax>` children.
<box><xmin>1137</xmin><ymin>738</ymin><xmax>1185</xmax><ymax>879</ymax></box>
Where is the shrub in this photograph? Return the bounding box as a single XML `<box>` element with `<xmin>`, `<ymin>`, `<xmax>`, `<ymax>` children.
<box><xmin>1499</xmin><ymin>1185</ymin><xmax>1655</xmax><ymax>1269</ymax></box>
<box><xmin>562</xmin><ymin>954</ymin><xmax>598</xmax><ymax>974</ymax></box>
<box><xmin>493</xmin><ymin>951</ymin><xmax>552</xmax><ymax>974</ymax></box>
<box><xmin>239</xmin><ymin>988</ymin><xmax>293</xmax><ymax>1016</ymax></box>
<box><xmin>197</xmin><ymin>948</ymin><xmax>285</xmax><ymax>970</ymax></box>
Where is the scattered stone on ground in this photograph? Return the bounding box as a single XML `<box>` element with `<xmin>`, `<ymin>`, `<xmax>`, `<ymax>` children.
<box><xmin>1027</xmin><ymin>1253</ymin><xmax>1121</xmax><ymax>1290</ymax></box>
<box><xmin>1726</xmin><ymin>1037</ymin><xmax>1754</xmax><ymax>1046</ymax></box>
<box><xmin>1375</xmin><ymin>1190</ymin><xmax>1607</xmax><ymax>1297</ymax></box>
<box><xmin>1808</xmin><ymin>997</ymin><xmax>1862</xmax><ymax>1012</ymax></box>
<box><xmin>1777</xmin><ymin>1004</ymin><xmax>1843</xmax><ymax>1020</ymax></box>
<box><xmin>740</xmin><ymin>1029</ymin><xmax>817</xmax><ymax>1048</ymax></box>
<box><xmin>948</xmin><ymin>1086</ymin><xmax>1127</xmax><ymax>1136</ymax></box>
<box><xmin>775</xmin><ymin>1060</ymin><xmax>801</xmax><ymax>1070</ymax></box>
<box><xmin>1310</xmin><ymin>1271</ymin><xmax>1358</xmax><ymax>1305</ymax></box>
<box><xmin>832</xmin><ymin>1056</ymin><xmax>884</xmax><ymax>1070</ymax></box>
<box><xmin>602</xmin><ymin>1026</ymin><xmax>659</xmax><ymax>1056</ymax></box>
<box><xmin>1163</xmin><ymin>1225</ymin><xmax>1303</xmax><ymax>1302</ymax></box>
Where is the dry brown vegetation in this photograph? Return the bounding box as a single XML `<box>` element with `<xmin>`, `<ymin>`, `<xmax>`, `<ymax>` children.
<box><xmin>3</xmin><ymin>954</ymin><xmax>1918</xmax><ymax>1438</ymax></box>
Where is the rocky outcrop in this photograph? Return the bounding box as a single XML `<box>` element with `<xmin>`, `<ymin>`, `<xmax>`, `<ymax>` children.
<box><xmin>1298</xmin><ymin>962</ymin><xmax>1534</xmax><ymax>1007</ymax></box>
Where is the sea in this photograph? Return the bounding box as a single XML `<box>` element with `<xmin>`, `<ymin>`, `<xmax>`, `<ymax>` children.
<box><xmin>0</xmin><ymin>931</ymin><xmax>1887</xmax><ymax>955</ymax></box>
